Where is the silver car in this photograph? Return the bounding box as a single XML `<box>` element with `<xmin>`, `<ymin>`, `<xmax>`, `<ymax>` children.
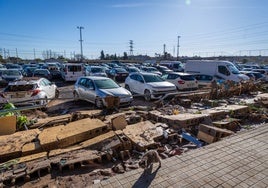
<box><xmin>73</xmin><ymin>76</ymin><xmax>133</xmax><ymax>108</ymax></box>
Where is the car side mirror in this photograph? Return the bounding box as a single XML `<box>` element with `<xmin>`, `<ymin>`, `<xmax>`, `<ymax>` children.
<box><xmin>139</xmin><ymin>80</ymin><xmax>144</xmax><ymax>83</ymax></box>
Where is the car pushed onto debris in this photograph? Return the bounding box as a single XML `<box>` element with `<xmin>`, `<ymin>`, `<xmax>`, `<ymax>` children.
<box><xmin>0</xmin><ymin>77</ymin><xmax>59</xmax><ymax>107</ymax></box>
<box><xmin>125</xmin><ymin>72</ymin><xmax>177</xmax><ymax>101</ymax></box>
<box><xmin>162</xmin><ymin>72</ymin><xmax>198</xmax><ymax>91</ymax></box>
<box><xmin>73</xmin><ymin>76</ymin><xmax>133</xmax><ymax>108</ymax></box>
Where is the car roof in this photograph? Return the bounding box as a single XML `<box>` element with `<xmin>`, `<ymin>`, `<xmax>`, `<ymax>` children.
<box><xmin>79</xmin><ymin>76</ymin><xmax>110</xmax><ymax>81</ymax></box>
<box><xmin>7</xmin><ymin>77</ymin><xmax>42</xmax><ymax>85</ymax></box>
<box><xmin>130</xmin><ymin>72</ymin><xmax>158</xmax><ymax>76</ymax></box>
<box><xmin>166</xmin><ymin>72</ymin><xmax>192</xmax><ymax>76</ymax></box>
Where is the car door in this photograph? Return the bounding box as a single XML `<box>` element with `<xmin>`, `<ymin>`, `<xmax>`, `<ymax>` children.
<box><xmin>41</xmin><ymin>79</ymin><xmax>55</xmax><ymax>98</ymax></box>
<box><xmin>134</xmin><ymin>74</ymin><xmax>146</xmax><ymax>94</ymax></box>
<box><xmin>83</xmin><ymin>79</ymin><xmax>96</xmax><ymax>103</ymax></box>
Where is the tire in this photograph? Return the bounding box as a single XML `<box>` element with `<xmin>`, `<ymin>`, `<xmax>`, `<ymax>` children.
<box><xmin>144</xmin><ymin>89</ymin><xmax>151</xmax><ymax>101</ymax></box>
<box><xmin>73</xmin><ymin>91</ymin><xmax>80</xmax><ymax>101</ymax></box>
<box><xmin>95</xmin><ymin>98</ymin><xmax>104</xmax><ymax>109</ymax></box>
<box><xmin>40</xmin><ymin>96</ymin><xmax>48</xmax><ymax>111</ymax></box>
<box><xmin>125</xmin><ymin>85</ymin><xmax>131</xmax><ymax>92</ymax></box>
<box><xmin>55</xmin><ymin>89</ymin><xmax>59</xmax><ymax>98</ymax></box>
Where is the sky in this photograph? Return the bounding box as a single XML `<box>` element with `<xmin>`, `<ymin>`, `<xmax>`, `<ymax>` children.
<box><xmin>0</xmin><ymin>0</ymin><xmax>268</xmax><ymax>59</ymax></box>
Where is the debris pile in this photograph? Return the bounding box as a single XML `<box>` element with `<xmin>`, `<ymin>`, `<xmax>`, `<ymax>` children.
<box><xmin>0</xmin><ymin>86</ymin><xmax>268</xmax><ymax>187</ymax></box>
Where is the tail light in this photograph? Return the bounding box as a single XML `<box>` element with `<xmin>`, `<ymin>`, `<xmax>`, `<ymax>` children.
<box><xmin>0</xmin><ymin>93</ymin><xmax>5</xmax><ymax>98</ymax></box>
<box><xmin>178</xmin><ymin>80</ymin><xmax>185</xmax><ymax>84</ymax></box>
<box><xmin>31</xmin><ymin>89</ymin><xmax>41</xmax><ymax>97</ymax></box>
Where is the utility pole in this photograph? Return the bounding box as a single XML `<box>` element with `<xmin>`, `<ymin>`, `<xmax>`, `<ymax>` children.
<box><xmin>129</xmin><ymin>40</ymin><xmax>133</xmax><ymax>56</ymax></box>
<box><xmin>33</xmin><ymin>48</ymin><xmax>36</xmax><ymax>59</ymax></box>
<box><xmin>16</xmin><ymin>48</ymin><xmax>18</xmax><ymax>58</ymax></box>
<box><xmin>163</xmin><ymin>44</ymin><xmax>166</xmax><ymax>54</ymax></box>
<box><xmin>77</xmin><ymin>26</ymin><xmax>84</xmax><ymax>61</ymax></box>
<box><xmin>177</xmin><ymin>36</ymin><xmax>180</xmax><ymax>60</ymax></box>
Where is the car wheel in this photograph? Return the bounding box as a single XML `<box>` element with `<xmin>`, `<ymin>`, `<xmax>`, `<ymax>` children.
<box><xmin>55</xmin><ymin>89</ymin><xmax>59</xmax><ymax>98</ymax></box>
<box><xmin>40</xmin><ymin>96</ymin><xmax>48</xmax><ymax>111</ymax></box>
<box><xmin>144</xmin><ymin>89</ymin><xmax>151</xmax><ymax>101</ymax></box>
<box><xmin>73</xmin><ymin>91</ymin><xmax>80</xmax><ymax>101</ymax></box>
<box><xmin>95</xmin><ymin>98</ymin><xmax>104</xmax><ymax>109</ymax></box>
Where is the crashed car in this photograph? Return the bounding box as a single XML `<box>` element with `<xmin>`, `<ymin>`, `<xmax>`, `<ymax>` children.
<box><xmin>0</xmin><ymin>77</ymin><xmax>59</xmax><ymax>106</ymax></box>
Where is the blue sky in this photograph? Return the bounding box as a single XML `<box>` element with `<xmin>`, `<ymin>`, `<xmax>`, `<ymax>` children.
<box><xmin>0</xmin><ymin>0</ymin><xmax>268</xmax><ymax>59</ymax></box>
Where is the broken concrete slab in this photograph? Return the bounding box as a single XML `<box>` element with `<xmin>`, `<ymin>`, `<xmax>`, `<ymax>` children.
<box><xmin>110</xmin><ymin>114</ymin><xmax>127</xmax><ymax>131</ymax></box>
<box><xmin>22</xmin><ymin>141</ymin><xmax>42</xmax><ymax>156</ymax></box>
<box><xmin>0</xmin><ymin>129</ymin><xmax>41</xmax><ymax>163</ymax></box>
<box><xmin>38</xmin><ymin>125</ymin><xmax>65</xmax><ymax>151</ymax></box>
<box><xmin>80</xmin><ymin>131</ymin><xmax>121</xmax><ymax>152</ymax></box>
<box><xmin>213</xmin><ymin>118</ymin><xmax>241</xmax><ymax>132</ymax></box>
<box><xmin>214</xmin><ymin>105</ymin><xmax>249</xmax><ymax>115</ymax></box>
<box><xmin>197</xmin><ymin>124</ymin><xmax>233</xmax><ymax>144</ymax></box>
<box><xmin>123</xmin><ymin>121</ymin><xmax>163</xmax><ymax>151</ymax></box>
<box><xmin>0</xmin><ymin>115</ymin><xmax>17</xmax><ymax>136</ymax></box>
<box><xmin>149</xmin><ymin>110</ymin><xmax>207</xmax><ymax>129</ymax></box>
<box><xmin>31</xmin><ymin>110</ymin><xmax>101</xmax><ymax>129</ymax></box>
<box><xmin>57</xmin><ymin>118</ymin><xmax>108</xmax><ymax>148</ymax></box>
<box><xmin>201</xmin><ymin>109</ymin><xmax>228</xmax><ymax>120</ymax></box>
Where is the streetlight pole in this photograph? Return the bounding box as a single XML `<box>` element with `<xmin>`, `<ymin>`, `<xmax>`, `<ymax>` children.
<box><xmin>77</xmin><ymin>26</ymin><xmax>84</xmax><ymax>61</ymax></box>
<box><xmin>177</xmin><ymin>36</ymin><xmax>180</xmax><ymax>60</ymax></box>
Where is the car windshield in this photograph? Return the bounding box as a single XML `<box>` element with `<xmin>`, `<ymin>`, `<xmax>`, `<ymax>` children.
<box><xmin>35</xmin><ymin>70</ymin><xmax>48</xmax><ymax>74</ymax></box>
<box><xmin>227</xmin><ymin>64</ymin><xmax>240</xmax><ymax>74</ymax></box>
<box><xmin>143</xmin><ymin>74</ymin><xmax>164</xmax><ymax>83</ymax></box>
<box><xmin>5</xmin><ymin>84</ymin><xmax>37</xmax><ymax>92</ymax></box>
<box><xmin>146</xmin><ymin>67</ymin><xmax>158</xmax><ymax>72</ymax></box>
<box><xmin>94</xmin><ymin>79</ymin><xmax>120</xmax><ymax>89</ymax></box>
<box><xmin>91</xmin><ymin>67</ymin><xmax>104</xmax><ymax>73</ymax></box>
<box><xmin>2</xmin><ymin>70</ymin><xmax>21</xmax><ymax>76</ymax></box>
<box><xmin>115</xmin><ymin>68</ymin><xmax>127</xmax><ymax>73</ymax></box>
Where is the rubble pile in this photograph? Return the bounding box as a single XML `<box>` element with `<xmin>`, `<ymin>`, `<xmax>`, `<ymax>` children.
<box><xmin>0</xmin><ymin>88</ymin><xmax>268</xmax><ymax>187</ymax></box>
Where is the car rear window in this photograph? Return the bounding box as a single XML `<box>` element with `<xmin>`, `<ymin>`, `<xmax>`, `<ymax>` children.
<box><xmin>68</xmin><ymin>65</ymin><xmax>82</xmax><ymax>72</ymax></box>
<box><xmin>5</xmin><ymin>84</ymin><xmax>37</xmax><ymax>92</ymax></box>
<box><xmin>180</xmin><ymin>75</ymin><xmax>196</xmax><ymax>81</ymax></box>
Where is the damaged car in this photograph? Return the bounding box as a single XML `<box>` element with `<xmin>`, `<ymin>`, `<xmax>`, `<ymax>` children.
<box><xmin>0</xmin><ymin>77</ymin><xmax>59</xmax><ymax>106</ymax></box>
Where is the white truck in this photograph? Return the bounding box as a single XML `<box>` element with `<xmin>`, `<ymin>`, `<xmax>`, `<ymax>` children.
<box><xmin>184</xmin><ymin>60</ymin><xmax>249</xmax><ymax>82</ymax></box>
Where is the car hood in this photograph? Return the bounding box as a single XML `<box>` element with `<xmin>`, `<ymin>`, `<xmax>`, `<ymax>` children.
<box><xmin>238</xmin><ymin>74</ymin><xmax>250</xmax><ymax>81</ymax></box>
<box><xmin>99</xmin><ymin>87</ymin><xmax>132</xmax><ymax>97</ymax></box>
<box><xmin>147</xmin><ymin>81</ymin><xmax>176</xmax><ymax>88</ymax></box>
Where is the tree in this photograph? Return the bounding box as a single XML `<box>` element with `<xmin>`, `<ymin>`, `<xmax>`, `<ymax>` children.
<box><xmin>123</xmin><ymin>52</ymin><xmax>128</xmax><ymax>60</ymax></box>
<box><xmin>100</xmin><ymin>50</ymin><xmax>105</xmax><ymax>60</ymax></box>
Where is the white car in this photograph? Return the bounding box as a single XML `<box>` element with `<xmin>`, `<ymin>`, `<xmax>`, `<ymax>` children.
<box><xmin>0</xmin><ymin>77</ymin><xmax>59</xmax><ymax>106</ymax></box>
<box><xmin>125</xmin><ymin>72</ymin><xmax>177</xmax><ymax>101</ymax></box>
<box><xmin>162</xmin><ymin>72</ymin><xmax>198</xmax><ymax>91</ymax></box>
<box><xmin>85</xmin><ymin>66</ymin><xmax>107</xmax><ymax>77</ymax></box>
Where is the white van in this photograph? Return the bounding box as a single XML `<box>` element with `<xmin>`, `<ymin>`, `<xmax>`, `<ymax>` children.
<box><xmin>62</xmin><ymin>63</ymin><xmax>85</xmax><ymax>81</ymax></box>
<box><xmin>185</xmin><ymin>60</ymin><xmax>249</xmax><ymax>82</ymax></box>
<box><xmin>159</xmin><ymin>61</ymin><xmax>184</xmax><ymax>72</ymax></box>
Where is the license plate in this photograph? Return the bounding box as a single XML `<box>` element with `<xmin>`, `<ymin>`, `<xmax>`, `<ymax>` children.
<box><xmin>121</xmin><ymin>74</ymin><xmax>127</xmax><ymax>76</ymax></box>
